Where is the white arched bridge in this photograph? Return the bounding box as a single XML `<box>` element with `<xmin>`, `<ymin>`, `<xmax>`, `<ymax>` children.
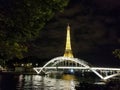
<box><xmin>33</xmin><ymin>56</ymin><xmax>120</xmax><ymax>81</ymax></box>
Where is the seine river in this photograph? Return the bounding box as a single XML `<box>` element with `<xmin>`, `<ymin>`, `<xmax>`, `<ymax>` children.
<box><xmin>0</xmin><ymin>73</ymin><xmax>120</xmax><ymax>90</ymax></box>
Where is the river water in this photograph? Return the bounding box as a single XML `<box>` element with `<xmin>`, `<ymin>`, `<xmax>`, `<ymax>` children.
<box><xmin>0</xmin><ymin>73</ymin><xmax>78</xmax><ymax>90</ymax></box>
<box><xmin>0</xmin><ymin>73</ymin><xmax>120</xmax><ymax>90</ymax></box>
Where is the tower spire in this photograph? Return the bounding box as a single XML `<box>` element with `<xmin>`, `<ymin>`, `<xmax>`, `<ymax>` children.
<box><xmin>64</xmin><ymin>24</ymin><xmax>74</xmax><ymax>58</ymax></box>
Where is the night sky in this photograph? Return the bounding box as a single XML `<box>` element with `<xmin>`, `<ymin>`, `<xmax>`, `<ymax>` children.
<box><xmin>27</xmin><ymin>0</ymin><xmax>120</xmax><ymax>67</ymax></box>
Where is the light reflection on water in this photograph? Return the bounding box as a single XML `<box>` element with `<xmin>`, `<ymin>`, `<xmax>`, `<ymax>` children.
<box><xmin>16</xmin><ymin>74</ymin><xmax>78</xmax><ymax>90</ymax></box>
<box><xmin>1</xmin><ymin>74</ymin><xmax>120</xmax><ymax>90</ymax></box>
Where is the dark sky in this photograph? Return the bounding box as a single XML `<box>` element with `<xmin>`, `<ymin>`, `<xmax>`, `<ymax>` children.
<box><xmin>28</xmin><ymin>0</ymin><xmax>120</xmax><ymax>67</ymax></box>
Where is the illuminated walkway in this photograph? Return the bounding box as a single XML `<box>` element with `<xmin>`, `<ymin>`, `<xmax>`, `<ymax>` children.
<box><xmin>33</xmin><ymin>56</ymin><xmax>120</xmax><ymax>81</ymax></box>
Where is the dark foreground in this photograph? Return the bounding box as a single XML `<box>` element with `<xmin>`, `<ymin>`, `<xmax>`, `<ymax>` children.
<box><xmin>0</xmin><ymin>72</ymin><xmax>120</xmax><ymax>90</ymax></box>
<box><xmin>75</xmin><ymin>80</ymin><xmax>120</xmax><ymax>90</ymax></box>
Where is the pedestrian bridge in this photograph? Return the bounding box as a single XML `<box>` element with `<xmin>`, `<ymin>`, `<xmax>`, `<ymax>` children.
<box><xmin>33</xmin><ymin>56</ymin><xmax>120</xmax><ymax>81</ymax></box>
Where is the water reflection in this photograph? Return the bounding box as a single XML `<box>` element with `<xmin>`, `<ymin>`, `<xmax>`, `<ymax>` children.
<box><xmin>16</xmin><ymin>74</ymin><xmax>77</xmax><ymax>90</ymax></box>
<box><xmin>61</xmin><ymin>75</ymin><xmax>77</xmax><ymax>90</ymax></box>
<box><xmin>0</xmin><ymin>74</ymin><xmax>120</xmax><ymax>90</ymax></box>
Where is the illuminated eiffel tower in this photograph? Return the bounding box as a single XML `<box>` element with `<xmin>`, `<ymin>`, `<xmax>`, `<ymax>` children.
<box><xmin>64</xmin><ymin>24</ymin><xmax>74</xmax><ymax>58</ymax></box>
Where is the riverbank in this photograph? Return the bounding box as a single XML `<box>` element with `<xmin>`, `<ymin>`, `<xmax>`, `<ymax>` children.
<box><xmin>0</xmin><ymin>71</ymin><xmax>37</xmax><ymax>75</ymax></box>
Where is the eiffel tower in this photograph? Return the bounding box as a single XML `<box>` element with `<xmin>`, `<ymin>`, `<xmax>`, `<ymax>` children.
<box><xmin>64</xmin><ymin>24</ymin><xmax>74</xmax><ymax>58</ymax></box>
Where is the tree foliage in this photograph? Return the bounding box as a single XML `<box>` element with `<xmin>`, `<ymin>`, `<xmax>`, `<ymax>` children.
<box><xmin>113</xmin><ymin>49</ymin><xmax>120</xmax><ymax>59</ymax></box>
<box><xmin>0</xmin><ymin>0</ymin><xmax>69</xmax><ymax>63</ymax></box>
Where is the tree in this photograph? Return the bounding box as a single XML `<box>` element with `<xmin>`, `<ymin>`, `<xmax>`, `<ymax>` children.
<box><xmin>113</xmin><ymin>49</ymin><xmax>120</xmax><ymax>59</ymax></box>
<box><xmin>0</xmin><ymin>0</ymin><xmax>69</xmax><ymax>65</ymax></box>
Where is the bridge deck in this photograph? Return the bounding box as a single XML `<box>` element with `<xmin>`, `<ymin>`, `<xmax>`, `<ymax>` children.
<box><xmin>34</xmin><ymin>67</ymin><xmax>120</xmax><ymax>71</ymax></box>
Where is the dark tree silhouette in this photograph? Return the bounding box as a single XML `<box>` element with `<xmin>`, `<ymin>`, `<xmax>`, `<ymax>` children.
<box><xmin>0</xmin><ymin>0</ymin><xmax>69</xmax><ymax>65</ymax></box>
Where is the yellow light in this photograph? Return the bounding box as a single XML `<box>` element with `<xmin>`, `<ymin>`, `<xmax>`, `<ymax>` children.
<box><xmin>21</xmin><ymin>64</ymin><xmax>24</xmax><ymax>66</ymax></box>
<box><xmin>64</xmin><ymin>25</ymin><xmax>74</xmax><ymax>58</ymax></box>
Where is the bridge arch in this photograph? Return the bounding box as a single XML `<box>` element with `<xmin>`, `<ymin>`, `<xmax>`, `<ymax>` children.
<box><xmin>33</xmin><ymin>56</ymin><xmax>120</xmax><ymax>81</ymax></box>
<box><xmin>37</xmin><ymin>56</ymin><xmax>105</xmax><ymax>80</ymax></box>
<box><xmin>51</xmin><ymin>56</ymin><xmax>90</xmax><ymax>67</ymax></box>
<box><xmin>38</xmin><ymin>56</ymin><xmax>90</xmax><ymax>74</ymax></box>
